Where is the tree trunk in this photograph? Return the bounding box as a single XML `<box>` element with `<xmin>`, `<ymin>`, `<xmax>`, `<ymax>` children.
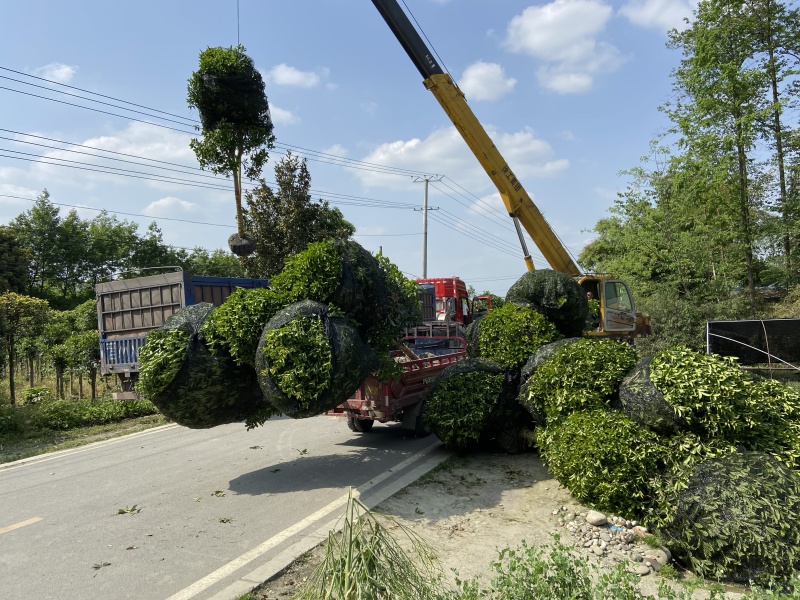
<box><xmin>8</xmin><ymin>335</ymin><xmax>15</xmax><ymax>405</ymax></box>
<box><xmin>234</xmin><ymin>158</ymin><xmax>244</xmax><ymax>236</ymax></box>
<box><xmin>735</xmin><ymin>132</ymin><xmax>756</xmax><ymax>313</ymax></box>
<box><xmin>90</xmin><ymin>368</ymin><xmax>97</xmax><ymax>400</ymax></box>
<box><xmin>28</xmin><ymin>356</ymin><xmax>34</xmax><ymax>387</ymax></box>
<box><xmin>79</xmin><ymin>372</ymin><xmax>83</xmax><ymax>399</ymax></box>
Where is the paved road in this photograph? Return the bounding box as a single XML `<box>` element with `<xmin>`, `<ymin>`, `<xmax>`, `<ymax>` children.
<box><xmin>0</xmin><ymin>416</ymin><xmax>449</xmax><ymax>600</ymax></box>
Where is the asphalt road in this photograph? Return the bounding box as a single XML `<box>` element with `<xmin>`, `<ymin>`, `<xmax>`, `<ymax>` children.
<box><xmin>0</xmin><ymin>416</ymin><xmax>449</xmax><ymax>600</ymax></box>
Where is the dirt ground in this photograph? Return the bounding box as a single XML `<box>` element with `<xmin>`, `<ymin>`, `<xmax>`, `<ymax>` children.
<box><xmin>251</xmin><ymin>451</ymin><xmax>746</xmax><ymax>599</ymax></box>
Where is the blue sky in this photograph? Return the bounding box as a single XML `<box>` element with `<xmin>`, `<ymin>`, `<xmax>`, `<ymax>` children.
<box><xmin>0</xmin><ymin>0</ymin><xmax>695</xmax><ymax>296</ymax></box>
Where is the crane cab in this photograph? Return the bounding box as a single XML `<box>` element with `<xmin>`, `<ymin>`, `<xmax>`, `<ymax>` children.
<box><xmin>579</xmin><ymin>276</ymin><xmax>648</xmax><ymax>340</ymax></box>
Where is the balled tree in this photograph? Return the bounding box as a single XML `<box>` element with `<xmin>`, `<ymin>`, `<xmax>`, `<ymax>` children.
<box><xmin>187</xmin><ymin>44</ymin><xmax>274</xmax><ymax>257</ymax></box>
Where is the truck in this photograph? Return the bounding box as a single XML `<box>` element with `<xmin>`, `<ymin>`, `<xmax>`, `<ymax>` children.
<box><xmin>371</xmin><ymin>0</ymin><xmax>651</xmax><ymax>343</ymax></box>
<box><xmin>95</xmin><ymin>270</ymin><xmax>270</xmax><ymax>399</ymax></box>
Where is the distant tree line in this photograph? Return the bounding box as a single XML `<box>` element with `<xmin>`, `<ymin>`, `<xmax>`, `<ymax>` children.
<box><xmin>580</xmin><ymin>0</ymin><xmax>800</xmax><ymax>354</ymax></box>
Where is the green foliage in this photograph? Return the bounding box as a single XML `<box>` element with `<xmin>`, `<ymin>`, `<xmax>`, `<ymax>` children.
<box><xmin>425</xmin><ymin>361</ymin><xmax>504</xmax><ymax>450</ymax></box>
<box><xmin>650</xmin><ymin>346</ymin><xmax>786</xmax><ymax>443</ymax></box>
<box><xmin>538</xmin><ymin>410</ymin><xmax>663</xmax><ymax>517</ymax></box>
<box><xmin>30</xmin><ymin>398</ymin><xmax>157</xmax><ymax>430</ymax></box>
<box><xmin>0</xmin><ymin>402</ymin><xmax>25</xmax><ymax>435</ymax></box>
<box><xmin>505</xmin><ymin>269</ymin><xmax>589</xmax><ymax>337</ymax></box>
<box><xmin>21</xmin><ymin>386</ymin><xmax>52</xmax><ymax>405</ymax></box>
<box><xmin>445</xmin><ymin>536</ymin><xmax>701</xmax><ymax>600</ymax></box>
<box><xmin>137</xmin><ymin>328</ymin><xmax>189</xmax><ymax>400</ymax></box>
<box><xmin>241</xmin><ymin>152</ymin><xmax>355</xmax><ymax>278</ymax></box>
<box><xmin>296</xmin><ymin>492</ymin><xmax>443</xmax><ymax>600</ymax></box>
<box><xmin>474</xmin><ymin>303</ymin><xmax>562</xmax><ymax>369</ymax></box>
<box><xmin>0</xmin><ymin>225</ymin><xmax>30</xmax><ymax>293</ymax></box>
<box><xmin>523</xmin><ymin>338</ymin><xmax>638</xmax><ymax>425</ymax></box>
<box><xmin>260</xmin><ymin>317</ymin><xmax>333</xmax><ymax>404</ymax></box>
<box><xmin>659</xmin><ymin>452</ymin><xmax>800</xmax><ymax>587</ymax></box>
<box><xmin>204</xmin><ymin>287</ymin><xmax>287</xmax><ymax>367</ymax></box>
<box><xmin>271</xmin><ymin>238</ymin><xmax>342</xmax><ymax>303</ymax></box>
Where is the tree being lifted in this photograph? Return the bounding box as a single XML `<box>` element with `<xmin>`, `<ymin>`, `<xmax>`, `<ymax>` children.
<box><xmin>187</xmin><ymin>44</ymin><xmax>274</xmax><ymax>257</ymax></box>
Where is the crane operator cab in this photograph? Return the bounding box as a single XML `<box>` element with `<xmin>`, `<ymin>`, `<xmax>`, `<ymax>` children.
<box><xmin>580</xmin><ymin>276</ymin><xmax>641</xmax><ymax>339</ymax></box>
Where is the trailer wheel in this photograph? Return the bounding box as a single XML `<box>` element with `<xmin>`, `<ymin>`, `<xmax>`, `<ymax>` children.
<box><xmin>347</xmin><ymin>416</ymin><xmax>375</xmax><ymax>433</ymax></box>
<box><xmin>414</xmin><ymin>402</ymin><xmax>432</xmax><ymax>438</ymax></box>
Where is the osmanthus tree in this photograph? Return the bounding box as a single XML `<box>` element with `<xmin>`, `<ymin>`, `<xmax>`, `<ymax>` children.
<box><xmin>241</xmin><ymin>152</ymin><xmax>355</xmax><ymax>278</ymax></box>
<box><xmin>187</xmin><ymin>45</ymin><xmax>274</xmax><ymax>257</ymax></box>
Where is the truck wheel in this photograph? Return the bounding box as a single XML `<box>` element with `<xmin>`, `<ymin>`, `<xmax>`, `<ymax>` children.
<box><xmin>414</xmin><ymin>402</ymin><xmax>432</xmax><ymax>438</ymax></box>
<box><xmin>347</xmin><ymin>417</ymin><xmax>375</xmax><ymax>433</ymax></box>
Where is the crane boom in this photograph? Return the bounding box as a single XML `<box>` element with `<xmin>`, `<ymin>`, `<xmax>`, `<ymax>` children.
<box><xmin>371</xmin><ymin>0</ymin><xmax>581</xmax><ymax>276</ymax></box>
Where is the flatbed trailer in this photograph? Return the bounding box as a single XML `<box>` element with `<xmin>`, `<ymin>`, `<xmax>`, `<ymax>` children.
<box><xmin>328</xmin><ymin>322</ymin><xmax>466</xmax><ymax>435</ymax></box>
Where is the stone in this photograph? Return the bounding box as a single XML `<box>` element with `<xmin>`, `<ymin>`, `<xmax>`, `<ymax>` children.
<box><xmin>586</xmin><ymin>510</ymin><xmax>608</xmax><ymax>526</ymax></box>
<box><xmin>632</xmin><ymin>564</ymin><xmax>651</xmax><ymax>576</ymax></box>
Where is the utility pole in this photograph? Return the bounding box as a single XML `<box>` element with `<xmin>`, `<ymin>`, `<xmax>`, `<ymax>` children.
<box><xmin>414</xmin><ymin>175</ymin><xmax>442</xmax><ymax>278</ymax></box>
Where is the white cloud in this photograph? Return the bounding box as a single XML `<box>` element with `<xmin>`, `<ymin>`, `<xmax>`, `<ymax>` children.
<box><xmin>262</xmin><ymin>64</ymin><xmax>323</xmax><ymax>88</ymax></box>
<box><xmin>143</xmin><ymin>196</ymin><xmax>198</xmax><ymax>216</ymax></box>
<box><xmin>323</xmin><ymin>144</ymin><xmax>348</xmax><ymax>157</ymax></box>
<box><xmin>619</xmin><ymin>0</ymin><xmax>696</xmax><ymax>32</ymax></box>
<box><xmin>269</xmin><ymin>105</ymin><xmax>299</xmax><ymax>125</ymax></box>
<box><xmin>468</xmin><ymin>192</ymin><xmax>507</xmax><ymax>218</ymax></box>
<box><xmin>458</xmin><ymin>61</ymin><xmax>517</xmax><ymax>102</ymax></box>
<box><xmin>355</xmin><ymin>125</ymin><xmax>568</xmax><ymax>191</ymax></box>
<box><xmin>34</xmin><ymin>62</ymin><xmax>78</xmax><ymax>83</ymax></box>
<box><xmin>503</xmin><ymin>0</ymin><xmax>623</xmax><ymax>94</ymax></box>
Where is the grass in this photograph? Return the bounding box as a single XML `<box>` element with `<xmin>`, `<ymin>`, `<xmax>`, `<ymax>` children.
<box><xmin>0</xmin><ymin>413</ymin><xmax>169</xmax><ymax>464</ymax></box>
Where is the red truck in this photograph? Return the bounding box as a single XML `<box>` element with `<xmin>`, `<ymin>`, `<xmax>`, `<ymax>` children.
<box><xmin>329</xmin><ymin>277</ymin><xmax>471</xmax><ymax>435</ymax></box>
<box><xmin>327</xmin><ymin>321</ymin><xmax>466</xmax><ymax>435</ymax></box>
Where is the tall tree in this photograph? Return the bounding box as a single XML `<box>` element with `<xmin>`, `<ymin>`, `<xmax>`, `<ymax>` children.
<box><xmin>0</xmin><ymin>292</ymin><xmax>51</xmax><ymax>403</ymax></box>
<box><xmin>666</xmin><ymin>0</ymin><xmax>771</xmax><ymax>310</ymax></box>
<box><xmin>11</xmin><ymin>190</ymin><xmax>61</xmax><ymax>296</ymax></box>
<box><xmin>0</xmin><ymin>226</ymin><xmax>30</xmax><ymax>293</ymax></box>
<box><xmin>187</xmin><ymin>44</ymin><xmax>275</xmax><ymax>257</ymax></box>
<box><xmin>241</xmin><ymin>152</ymin><xmax>356</xmax><ymax>278</ymax></box>
<box><xmin>86</xmin><ymin>211</ymin><xmax>139</xmax><ymax>286</ymax></box>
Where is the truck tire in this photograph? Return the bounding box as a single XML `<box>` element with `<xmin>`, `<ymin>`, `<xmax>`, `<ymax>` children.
<box><xmin>347</xmin><ymin>416</ymin><xmax>375</xmax><ymax>433</ymax></box>
<box><xmin>414</xmin><ymin>402</ymin><xmax>432</xmax><ymax>438</ymax></box>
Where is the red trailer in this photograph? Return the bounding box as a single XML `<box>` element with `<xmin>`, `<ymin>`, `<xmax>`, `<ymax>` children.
<box><xmin>327</xmin><ymin>322</ymin><xmax>466</xmax><ymax>435</ymax></box>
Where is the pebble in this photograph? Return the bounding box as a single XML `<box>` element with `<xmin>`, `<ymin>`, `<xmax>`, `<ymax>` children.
<box><xmin>550</xmin><ymin>506</ymin><xmax>671</xmax><ymax>577</ymax></box>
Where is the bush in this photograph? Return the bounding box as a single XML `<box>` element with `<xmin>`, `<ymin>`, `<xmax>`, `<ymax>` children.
<box><xmin>504</xmin><ymin>269</ymin><xmax>589</xmax><ymax>337</ymax></box>
<box><xmin>30</xmin><ymin>398</ymin><xmax>158</xmax><ymax>430</ymax></box>
<box><xmin>203</xmin><ymin>287</ymin><xmax>287</xmax><ymax>367</ymax></box>
<box><xmin>138</xmin><ymin>304</ymin><xmax>270</xmax><ymax>429</ymax></box>
<box><xmin>538</xmin><ymin>409</ymin><xmax>663</xmax><ymax>517</ymax></box>
<box><xmin>255</xmin><ymin>300</ymin><xmax>377</xmax><ymax>418</ymax></box>
<box><xmin>0</xmin><ymin>402</ymin><xmax>25</xmax><ymax>435</ymax></box>
<box><xmin>21</xmin><ymin>386</ymin><xmax>52</xmax><ymax>406</ymax></box>
<box><xmin>650</xmin><ymin>346</ymin><xmax>800</xmax><ymax>451</ymax></box>
<box><xmin>469</xmin><ymin>303</ymin><xmax>561</xmax><ymax>369</ymax></box>
<box><xmin>424</xmin><ymin>359</ymin><xmax>506</xmax><ymax>450</ymax></box>
<box><xmin>658</xmin><ymin>451</ymin><xmax>800</xmax><ymax>587</ymax></box>
<box><xmin>522</xmin><ymin>339</ymin><xmax>637</xmax><ymax>425</ymax></box>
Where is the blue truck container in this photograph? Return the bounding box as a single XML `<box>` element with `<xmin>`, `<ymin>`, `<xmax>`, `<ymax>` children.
<box><xmin>95</xmin><ymin>271</ymin><xmax>269</xmax><ymax>396</ymax></box>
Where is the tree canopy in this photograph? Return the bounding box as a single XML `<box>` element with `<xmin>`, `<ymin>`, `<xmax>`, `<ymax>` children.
<box><xmin>187</xmin><ymin>44</ymin><xmax>275</xmax><ymax>256</ymax></box>
<box><xmin>241</xmin><ymin>152</ymin><xmax>356</xmax><ymax>278</ymax></box>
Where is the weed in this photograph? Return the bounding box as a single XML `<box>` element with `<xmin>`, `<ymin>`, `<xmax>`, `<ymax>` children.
<box><xmin>117</xmin><ymin>505</ymin><xmax>140</xmax><ymax>515</ymax></box>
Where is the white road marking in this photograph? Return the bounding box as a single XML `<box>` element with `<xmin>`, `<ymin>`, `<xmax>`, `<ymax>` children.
<box><xmin>0</xmin><ymin>424</ymin><xmax>179</xmax><ymax>471</ymax></box>
<box><xmin>0</xmin><ymin>517</ymin><xmax>43</xmax><ymax>535</ymax></box>
<box><xmin>165</xmin><ymin>440</ymin><xmax>444</xmax><ymax>600</ymax></box>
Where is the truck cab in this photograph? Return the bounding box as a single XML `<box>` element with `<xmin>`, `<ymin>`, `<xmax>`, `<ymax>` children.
<box><xmin>415</xmin><ymin>277</ymin><xmax>472</xmax><ymax>325</ymax></box>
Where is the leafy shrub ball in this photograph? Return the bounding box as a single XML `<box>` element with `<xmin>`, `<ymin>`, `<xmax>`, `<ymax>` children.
<box><xmin>522</xmin><ymin>339</ymin><xmax>637</xmax><ymax>425</ymax></box>
<box><xmin>470</xmin><ymin>303</ymin><xmax>562</xmax><ymax>369</ymax></box>
<box><xmin>504</xmin><ymin>269</ymin><xmax>589</xmax><ymax>337</ymax></box>
<box><xmin>538</xmin><ymin>409</ymin><xmax>663</xmax><ymax>518</ymax></box>
<box><xmin>658</xmin><ymin>451</ymin><xmax>800</xmax><ymax>587</ymax></box>
<box><xmin>204</xmin><ymin>287</ymin><xmax>287</xmax><ymax>368</ymax></box>
<box><xmin>424</xmin><ymin>359</ymin><xmax>505</xmax><ymax>450</ymax></box>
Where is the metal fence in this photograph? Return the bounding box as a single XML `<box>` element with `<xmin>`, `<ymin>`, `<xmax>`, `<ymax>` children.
<box><xmin>706</xmin><ymin>319</ymin><xmax>800</xmax><ymax>371</ymax></box>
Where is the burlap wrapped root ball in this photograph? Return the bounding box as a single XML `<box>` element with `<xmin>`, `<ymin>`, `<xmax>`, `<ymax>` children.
<box><xmin>505</xmin><ymin>269</ymin><xmax>589</xmax><ymax>338</ymax></box>
<box><xmin>255</xmin><ymin>300</ymin><xmax>377</xmax><ymax>418</ymax></box>
<box><xmin>538</xmin><ymin>409</ymin><xmax>663</xmax><ymax>518</ymax></box>
<box><xmin>657</xmin><ymin>451</ymin><xmax>800</xmax><ymax>587</ymax></box>
<box><xmin>137</xmin><ymin>303</ymin><xmax>270</xmax><ymax>429</ymax></box>
<box><xmin>465</xmin><ymin>302</ymin><xmax>562</xmax><ymax>369</ymax></box>
<box><xmin>423</xmin><ymin>358</ymin><xmax>523</xmax><ymax>451</ymax></box>
<box><xmin>521</xmin><ymin>338</ymin><xmax>637</xmax><ymax>426</ymax></box>
<box><xmin>204</xmin><ymin>287</ymin><xmax>288</xmax><ymax>368</ymax></box>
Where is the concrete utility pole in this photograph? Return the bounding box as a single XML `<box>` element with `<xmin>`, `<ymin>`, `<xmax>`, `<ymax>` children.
<box><xmin>414</xmin><ymin>175</ymin><xmax>442</xmax><ymax>278</ymax></box>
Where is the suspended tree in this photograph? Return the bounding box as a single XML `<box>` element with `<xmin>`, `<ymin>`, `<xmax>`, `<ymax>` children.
<box><xmin>187</xmin><ymin>44</ymin><xmax>275</xmax><ymax>257</ymax></box>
